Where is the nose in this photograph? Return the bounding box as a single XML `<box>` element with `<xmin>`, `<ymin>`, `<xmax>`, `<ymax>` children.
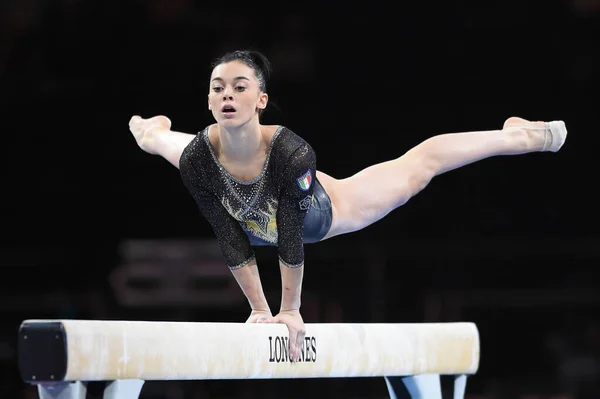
<box><xmin>222</xmin><ymin>87</ymin><xmax>234</xmax><ymax>100</ymax></box>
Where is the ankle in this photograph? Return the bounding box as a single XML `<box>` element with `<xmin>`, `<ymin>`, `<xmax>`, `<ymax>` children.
<box><xmin>504</xmin><ymin>126</ymin><xmax>546</xmax><ymax>153</ymax></box>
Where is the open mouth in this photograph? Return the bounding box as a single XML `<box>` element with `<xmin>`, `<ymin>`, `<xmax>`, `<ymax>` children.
<box><xmin>221</xmin><ymin>105</ymin><xmax>236</xmax><ymax>114</ymax></box>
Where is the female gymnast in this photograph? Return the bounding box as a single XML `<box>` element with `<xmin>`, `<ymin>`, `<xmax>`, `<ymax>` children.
<box><xmin>128</xmin><ymin>49</ymin><xmax>567</xmax><ymax>362</ymax></box>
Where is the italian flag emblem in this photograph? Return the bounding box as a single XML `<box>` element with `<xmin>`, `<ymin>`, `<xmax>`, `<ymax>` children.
<box><xmin>296</xmin><ymin>170</ymin><xmax>312</xmax><ymax>191</ymax></box>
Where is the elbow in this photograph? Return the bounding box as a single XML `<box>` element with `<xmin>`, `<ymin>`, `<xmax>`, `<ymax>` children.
<box><xmin>278</xmin><ymin>243</ymin><xmax>305</xmax><ymax>269</ymax></box>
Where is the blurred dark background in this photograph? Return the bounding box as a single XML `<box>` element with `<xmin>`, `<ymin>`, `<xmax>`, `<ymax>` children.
<box><xmin>1</xmin><ymin>0</ymin><xmax>599</xmax><ymax>398</ymax></box>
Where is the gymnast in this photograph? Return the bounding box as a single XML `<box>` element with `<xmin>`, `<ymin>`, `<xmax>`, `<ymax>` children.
<box><xmin>128</xmin><ymin>49</ymin><xmax>567</xmax><ymax>362</ymax></box>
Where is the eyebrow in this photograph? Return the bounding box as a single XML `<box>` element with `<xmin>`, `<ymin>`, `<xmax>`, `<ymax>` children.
<box><xmin>211</xmin><ymin>76</ymin><xmax>250</xmax><ymax>83</ymax></box>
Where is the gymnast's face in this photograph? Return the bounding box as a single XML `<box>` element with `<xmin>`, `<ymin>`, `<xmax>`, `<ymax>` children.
<box><xmin>208</xmin><ymin>61</ymin><xmax>268</xmax><ymax>127</ymax></box>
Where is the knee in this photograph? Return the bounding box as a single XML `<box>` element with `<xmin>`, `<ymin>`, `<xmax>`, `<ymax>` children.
<box><xmin>400</xmin><ymin>153</ymin><xmax>437</xmax><ymax>200</ymax></box>
<box><xmin>408</xmin><ymin>168</ymin><xmax>435</xmax><ymax>198</ymax></box>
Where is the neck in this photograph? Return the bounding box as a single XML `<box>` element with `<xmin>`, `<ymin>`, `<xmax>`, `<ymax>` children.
<box><xmin>218</xmin><ymin>119</ymin><xmax>265</xmax><ymax>162</ymax></box>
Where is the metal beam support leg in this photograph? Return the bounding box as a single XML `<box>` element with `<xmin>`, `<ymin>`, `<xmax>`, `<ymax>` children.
<box><xmin>36</xmin><ymin>380</ymin><xmax>145</xmax><ymax>399</ymax></box>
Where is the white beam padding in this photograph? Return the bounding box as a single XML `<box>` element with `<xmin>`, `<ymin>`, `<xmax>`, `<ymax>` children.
<box><xmin>18</xmin><ymin>320</ymin><xmax>479</xmax><ymax>382</ymax></box>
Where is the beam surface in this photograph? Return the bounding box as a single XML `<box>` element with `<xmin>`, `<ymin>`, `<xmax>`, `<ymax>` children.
<box><xmin>19</xmin><ymin>320</ymin><xmax>480</xmax><ymax>382</ymax></box>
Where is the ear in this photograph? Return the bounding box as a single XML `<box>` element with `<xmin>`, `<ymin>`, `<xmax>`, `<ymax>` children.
<box><xmin>257</xmin><ymin>92</ymin><xmax>268</xmax><ymax>110</ymax></box>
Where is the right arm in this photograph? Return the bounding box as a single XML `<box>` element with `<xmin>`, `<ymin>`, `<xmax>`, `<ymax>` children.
<box><xmin>133</xmin><ymin>115</ymin><xmax>272</xmax><ymax>320</ymax></box>
<box><xmin>193</xmin><ymin>191</ymin><xmax>272</xmax><ymax>319</ymax></box>
<box><xmin>230</xmin><ymin>259</ymin><xmax>272</xmax><ymax>321</ymax></box>
<box><xmin>128</xmin><ymin>115</ymin><xmax>195</xmax><ymax>168</ymax></box>
<box><xmin>179</xmin><ymin>149</ymin><xmax>271</xmax><ymax>319</ymax></box>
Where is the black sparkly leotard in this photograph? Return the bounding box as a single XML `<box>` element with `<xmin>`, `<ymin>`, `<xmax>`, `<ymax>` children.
<box><xmin>179</xmin><ymin>126</ymin><xmax>332</xmax><ymax>270</ymax></box>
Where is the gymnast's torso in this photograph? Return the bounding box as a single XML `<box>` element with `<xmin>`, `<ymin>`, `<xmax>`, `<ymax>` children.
<box><xmin>178</xmin><ymin>125</ymin><xmax>332</xmax><ymax>268</ymax></box>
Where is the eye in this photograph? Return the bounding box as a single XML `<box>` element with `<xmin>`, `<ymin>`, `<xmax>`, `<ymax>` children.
<box><xmin>212</xmin><ymin>86</ymin><xmax>223</xmax><ymax>92</ymax></box>
<box><xmin>235</xmin><ymin>86</ymin><xmax>246</xmax><ymax>92</ymax></box>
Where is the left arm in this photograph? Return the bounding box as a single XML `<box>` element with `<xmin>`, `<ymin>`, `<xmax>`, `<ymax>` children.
<box><xmin>279</xmin><ymin>262</ymin><xmax>303</xmax><ymax>313</ymax></box>
<box><xmin>273</xmin><ymin>262</ymin><xmax>305</xmax><ymax>362</ymax></box>
<box><xmin>277</xmin><ymin>144</ymin><xmax>316</xmax><ymax>311</ymax></box>
<box><xmin>266</xmin><ymin>144</ymin><xmax>316</xmax><ymax>361</ymax></box>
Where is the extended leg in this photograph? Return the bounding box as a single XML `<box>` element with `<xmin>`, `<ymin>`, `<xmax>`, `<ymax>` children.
<box><xmin>322</xmin><ymin>117</ymin><xmax>567</xmax><ymax>238</ymax></box>
<box><xmin>409</xmin><ymin>118</ymin><xmax>566</xmax><ymax>177</ymax></box>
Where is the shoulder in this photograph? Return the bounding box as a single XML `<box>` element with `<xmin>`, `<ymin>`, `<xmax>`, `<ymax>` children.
<box><xmin>271</xmin><ymin>125</ymin><xmax>314</xmax><ymax>158</ymax></box>
<box><xmin>269</xmin><ymin>126</ymin><xmax>316</xmax><ymax>185</ymax></box>
<box><xmin>179</xmin><ymin>125</ymin><xmax>212</xmax><ymax>171</ymax></box>
<box><xmin>205</xmin><ymin>123</ymin><xmax>220</xmax><ymax>152</ymax></box>
<box><xmin>182</xmin><ymin>125</ymin><xmax>211</xmax><ymax>155</ymax></box>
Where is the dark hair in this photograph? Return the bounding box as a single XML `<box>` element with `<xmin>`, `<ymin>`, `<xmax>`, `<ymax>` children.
<box><xmin>211</xmin><ymin>50</ymin><xmax>273</xmax><ymax>116</ymax></box>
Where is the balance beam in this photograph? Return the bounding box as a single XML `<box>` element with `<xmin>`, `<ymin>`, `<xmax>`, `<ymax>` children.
<box><xmin>18</xmin><ymin>319</ymin><xmax>480</xmax><ymax>399</ymax></box>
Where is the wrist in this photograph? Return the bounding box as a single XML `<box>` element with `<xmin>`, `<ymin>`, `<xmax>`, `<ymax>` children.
<box><xmin>231</xmin><ymin>262</ymin><xmax>270</xmax><ymax>312</ymax></box>
<box><xmin>250</xmin><ymin>307</ymin><xmax>271</xmax><ymax>314</ymax></box>
<box><xmin>280</xmin><ymin>293</ymin><xmax>301</xmax><ymax>313</ymax></box>
<box><xmin>245</xmin><ymin>289</ymin><xmax>269</xmax><ymax>310</ymax></box>
<box><xmin>247</xmin><ymin>296</ymin><xmax>270</xmax><ymax>311</ymax></box>
<box><xmin>279</xmin><ymin>303</ymin><xmax>300</xmax><ymax>313</ymax></box>
<box><xmin>279</xmin><ymin>306</ymin><xmax>300</xmax><ymax>314</ymax></box>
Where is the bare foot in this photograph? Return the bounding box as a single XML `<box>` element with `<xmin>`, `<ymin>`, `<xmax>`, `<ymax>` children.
<box><xmin>128</xmin><ymin>115</ymin><xmax>172</xmax><ymax>153</ymax></box>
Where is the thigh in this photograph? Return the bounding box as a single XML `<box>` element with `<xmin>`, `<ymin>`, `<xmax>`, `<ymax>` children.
<box><xmin>318</xmin><ymin>153</ymin><xmax>433</xmax><ymax>239</ymax></box>
<box><xmin>314</xmin><ymin>171</ymin><xmax>342</xmax><ymax>240</ymax></box>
